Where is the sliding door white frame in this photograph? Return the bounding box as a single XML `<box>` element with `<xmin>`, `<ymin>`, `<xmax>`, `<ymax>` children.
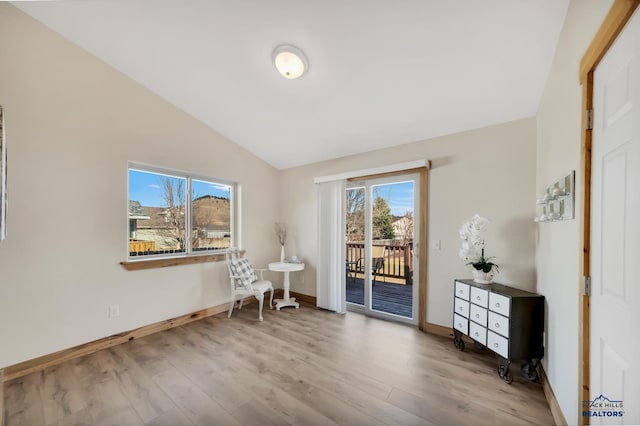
<box><xmin>346</xmin><ymin>173</ymin><xmax>420</xmax><ymax>325</ymax></box>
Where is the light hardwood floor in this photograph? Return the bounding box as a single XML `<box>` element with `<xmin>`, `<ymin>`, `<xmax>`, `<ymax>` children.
<box><xmin>4</xmin><ymin>303</ymin><xmax>554</xmax><ymax>425</ymax></box>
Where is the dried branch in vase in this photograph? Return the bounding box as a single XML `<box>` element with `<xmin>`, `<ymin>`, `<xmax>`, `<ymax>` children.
<box><xmin>275</xmin><ymin>222</ymin><xmax>287</xmax><ymax>246</ymax></box>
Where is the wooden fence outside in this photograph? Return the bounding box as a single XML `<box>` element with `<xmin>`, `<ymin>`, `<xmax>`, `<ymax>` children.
<box><xmin>129</xmin><ymin>239</ymin><xmax>155</xmax><ymax>253</ymax></box>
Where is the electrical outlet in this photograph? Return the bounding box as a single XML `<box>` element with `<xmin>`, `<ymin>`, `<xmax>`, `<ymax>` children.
<box><xmin>431</xmin><ymin>239</ymin><xmax>441</xmax><ymax>250</ymax></box>
<box><xmin>109</xmin><ymin>304</ymin><xmax>120</xmax><ymax>318</ymax></box>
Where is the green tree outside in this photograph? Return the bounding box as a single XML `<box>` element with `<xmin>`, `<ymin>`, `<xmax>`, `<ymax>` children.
<box><xmin>372</xmin><ymin>196</ymin><xmax>395</xmax><ymax>240</ymax></box>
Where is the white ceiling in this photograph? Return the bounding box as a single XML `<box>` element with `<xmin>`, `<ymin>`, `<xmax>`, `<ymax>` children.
<box><xmin>13</xmin><ymin>0</ymin><xmax>569</xmax><ymax>170</ymax></box>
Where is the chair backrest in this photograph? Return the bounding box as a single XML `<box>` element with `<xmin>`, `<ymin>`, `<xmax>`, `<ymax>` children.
<box><xmin>225</xmin><ymin>248</ymin><xmax>242</xmax><ymax>273</ymax></box>
<box><xmin>371</xmin><ymin>245</ymin><xmax>386</xmax><ymax>258</ymax></box>
<box><xmin>354</xmin><ymin>256</ymin><xmax>385</xmax><ymax>274</ymax></box>
<box><xmin>372</xmin><ymin>257</ymin><xmax>385</xmax><ymax>272</ymax></box>
<box><xmin>226</xmin><ymin>248</ymin><xmax>255</xmax><ymax>291</ymax></box>
<box><xmin>372</xmin><ymin>245</ymin><xmax>386</xmax><ymax>273</ymax></box>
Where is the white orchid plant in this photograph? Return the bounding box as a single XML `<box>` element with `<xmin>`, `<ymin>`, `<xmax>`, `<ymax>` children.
<box><xmin>458</xmin><ymin>214</ymin><xmax>499</xmax><ymax>273</ymax></box>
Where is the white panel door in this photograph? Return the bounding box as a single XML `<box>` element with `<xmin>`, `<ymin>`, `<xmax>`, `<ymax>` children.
<box><xmin>591</xmin><ymin>7</ymin><xmax>640</xmax><ymax>425</ymax></box>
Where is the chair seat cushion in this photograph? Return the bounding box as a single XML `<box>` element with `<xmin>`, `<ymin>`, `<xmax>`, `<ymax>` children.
<box><xmin>251</xmin><ymin>280</ymin><xmax>273</xmax><ymax>292</ymax></box>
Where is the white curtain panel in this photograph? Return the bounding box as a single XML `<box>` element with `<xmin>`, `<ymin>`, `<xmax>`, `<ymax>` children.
<box><xmin>316</xmin><ymin>180</ymin><xmax>346</xmax><ymax>313</ymax></box>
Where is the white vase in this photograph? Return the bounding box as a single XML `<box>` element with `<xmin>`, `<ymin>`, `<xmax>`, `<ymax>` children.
<box><xmin>280</xmin><ymin>245</ymin><xmax>285</xmax><ymax>262</ymax></box>
<box><xmin>472</xmin><ymin>268</ymin><xmax>494</xmax><ymax>284</ymax></box>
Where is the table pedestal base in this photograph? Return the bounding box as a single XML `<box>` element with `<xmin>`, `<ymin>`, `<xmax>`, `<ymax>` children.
<box><xmin>275</xmin><ymin>297</ymin><xmax>299</xmax><ymax>310</ymax></box>
<box><xmin>268</xmin><ymin>262</ymin><xmax>305</xmax><ymax>312</ymax></box>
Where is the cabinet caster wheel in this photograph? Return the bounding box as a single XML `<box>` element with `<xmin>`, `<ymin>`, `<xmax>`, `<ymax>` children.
<box><xmin>497</xmin><ymin>364</ymin><xmax>513</xmax><ymax>383</ymax></box>
<box><xmin>453</xmin><ymin>337</ymin><xmax>465</xmax><ymax>351</ymax></box>
<box><xmin>521</xmin><ymin>362</ymin><xmax>539</xmax><ymax>381</ymax></box>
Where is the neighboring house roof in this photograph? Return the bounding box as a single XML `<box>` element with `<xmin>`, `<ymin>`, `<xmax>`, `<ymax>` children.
<box><xmin>128</xmin><ymin>200</ymin><xmax>150</xmax><ymax>220</ymax></box>
<box><xmin>135</xmin><ymin>198</ymin><xmax>232</xmax><ymax>231</ymax></box>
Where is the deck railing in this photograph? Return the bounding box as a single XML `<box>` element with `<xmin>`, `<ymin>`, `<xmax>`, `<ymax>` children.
<box><xmin>346</xmin><ymin>242</ymin><xmax>413</xmax><ymax>284</ymax></box>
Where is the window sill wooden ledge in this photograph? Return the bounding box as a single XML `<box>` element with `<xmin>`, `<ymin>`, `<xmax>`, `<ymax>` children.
<box><xmin>120</xmin><ymin>252</ymin><xmax>239</xmax><ymax>271</ymax></box>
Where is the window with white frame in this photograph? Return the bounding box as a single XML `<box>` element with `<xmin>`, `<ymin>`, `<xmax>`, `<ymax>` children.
<box><xmin>127</xmin><ymin>164</ymin><xmax>235</xmax><ymax>258</ymax></box>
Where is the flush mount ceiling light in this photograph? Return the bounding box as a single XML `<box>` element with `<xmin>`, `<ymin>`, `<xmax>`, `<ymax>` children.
<box><xmin>272</xmin><ymin>44</ymin><xmax>308</xmax><ymax>79</ymax></box>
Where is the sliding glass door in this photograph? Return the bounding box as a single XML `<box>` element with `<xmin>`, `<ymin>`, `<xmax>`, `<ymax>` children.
<box><xmin>345</xmin><ymin>173</ymin><xmax>419</xmax><ymax>324</ymax></box>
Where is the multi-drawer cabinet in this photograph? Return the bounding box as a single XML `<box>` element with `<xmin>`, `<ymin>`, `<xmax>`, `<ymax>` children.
<box><xmin>452</xmin><ymin>279</ymin><xmax>544</xmax><ymax>383</ymax></box>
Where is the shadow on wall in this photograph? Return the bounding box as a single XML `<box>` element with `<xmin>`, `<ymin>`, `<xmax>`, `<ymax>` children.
<box><xmin>499</xmin><ymin>215</ymin><xmax>537</xmax><ymax>291</ymax></box>
<box><xmin>430</xmin><ymin>156</ymin><xmax>454</xmax><ymax>169</ymax></box>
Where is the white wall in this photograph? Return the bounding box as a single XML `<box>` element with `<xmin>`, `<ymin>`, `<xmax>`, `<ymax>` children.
<box><xmin>279</xmin><ymin>118</ymin><xmax>537</xmax><ymax>327</ymax></box>
<box><xmin>536</xmin><ymin>1</ymin><xmax>613</xmax><ymax>424</ymax></box>
<box><xmin>0</xmin><ymin>4</ymin><xmax>280</xmax><ymax>368</ymax></box>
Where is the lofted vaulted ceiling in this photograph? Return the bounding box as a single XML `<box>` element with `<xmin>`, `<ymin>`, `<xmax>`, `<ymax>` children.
<box><xmin>12</xmin><ymin>0</ymin><xmax>569</xmax><ymax>169</ymax></box>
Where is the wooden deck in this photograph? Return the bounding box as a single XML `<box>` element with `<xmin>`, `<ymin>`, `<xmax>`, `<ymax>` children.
<box><xmin>347</xmin><ymin>277</ymin><xmax>413</xmax><ymax>318</ymax></box>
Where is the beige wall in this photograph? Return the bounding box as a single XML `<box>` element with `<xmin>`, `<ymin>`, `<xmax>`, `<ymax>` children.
<box><xmin>279</xmin><ymin>117</ymin><xmax>537</xmax><ymax>327</ymax></box>
<box><xmin>536</xmin><ymin>1</ymin><xmax>613</xmax><ymax>424</ymax></box>
<box><xmin>0</xmin><ymin>4</ymin><xmax>280</xmax><ymax>368</ymax></box>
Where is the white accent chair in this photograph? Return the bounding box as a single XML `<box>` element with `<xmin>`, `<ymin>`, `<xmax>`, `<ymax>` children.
<box><xmin>225</xmin><ymin>248</ymin><xmax>274</xmax><ymax>321</ymax></box>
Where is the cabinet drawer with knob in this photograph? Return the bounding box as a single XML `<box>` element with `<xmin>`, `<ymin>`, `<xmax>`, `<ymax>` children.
<box><xmin>470</xmin><ymin>287</ymin><xmax>489</xmax><ymax>308</ymax></box>
<box><xmin>455</xmin><ymin>281</ymin><xmax>470</xmax><ymax>300</ymax></box>
<box><xmin>469</xmin><ymin>321</ymin><xmax>487</xmax><ymax>346</ymax></box>
<box><xmin>454</xmin><ymin>297</ymin><xmax>470</xmax><ymax>318</ymax></box>
<box><xmin>469</xmin><ymin>303</ymin><xmax>487</xmax><ymax>326</ymax></box>
<box><xmin>487</xmin><ymin>330</ymin><xmax>509</xmax><ymax>359</ymax></box>
<box><xmin>454</xmin><ymin>313</ymin><xmax>468</xmax><ymax>334</ymax></box>
<box><xmin>489</xmin><ymin>292</ymin><xmax>510</xmax><ymax>317</ymax></box>
<box><xmin>488</xmin><ymin>311</ymin><xmax>510</xmax><ymax>338</ymax></box>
